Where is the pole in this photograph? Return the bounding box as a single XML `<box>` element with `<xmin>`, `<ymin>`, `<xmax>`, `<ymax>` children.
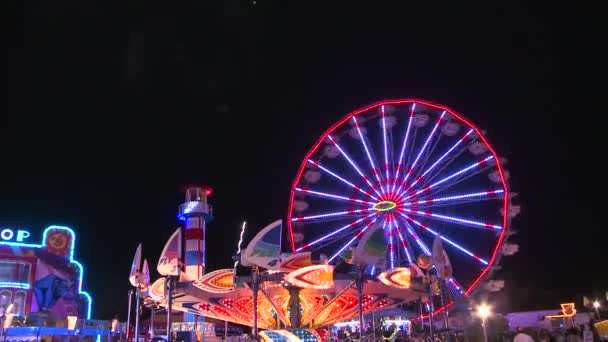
<box><xmin>224</xmin><ymin>320</ymin><xmax>228</xmax><ymax>341</ymax></box>
<box><xmin>481</xmin><ymin>317</ymin><xmax>488</xmax><ymax>342</ymax></box>
<box><xmin>150</xmin><ymin>305</ymin><xmax>155</xmax><ymax>338</ymax></box>
<box><xmin>356</xmin><ymin>269</ymin><xmax>364</xmax><ymax>339</ymax></box>
<box><xmin>428</xmin><ymin>278</ymin><xmax>434</xmax><ymax>340</ymax></box>
<box><xmin>135</xmin><ymin>289</ymin><xmax>141</xmax><ymax>342</ymax></box>
<box><xmin>252</xmin><ymin>269</ymin><xmax>259</xmax><ymax>340</ymax></box>
<box><xmin>440</xmin><ymin>280</ymin><xmax>449</xmax><ymax>330</ymax></box>
<box><xmin>595</xmin><ymin>306</ymin><xmax>601</xmax><ymax>320</ymax></box>
<box><xmin>127</xmin><ymin>290</ymin><xmax>134</xmax><ymax>341</ymax></box>
<box><xmin>166</xmin><ymin>277</ymin><xmax>173</xmax><ymax>342</ymax></box>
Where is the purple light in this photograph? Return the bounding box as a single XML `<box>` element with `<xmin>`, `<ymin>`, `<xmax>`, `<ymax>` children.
<box><xmin>307</xmin><ymin>159</ymin><xmax>378</xmax><ymax>201</ymax></box>
<box><xmin>403</xmin><ymin>129</ymin><xmax>474</xmax><ymax>193</ymax></box>
<box><xmin>402</xmin><ymin>189</ymin><xmax>503</xmax><ymax>207</ymax></box>
<box><xmin>402</xmin><ymin>219</ymin><xmax>431</xmax><ymax>255</ymax></box>
<box><xmin>394</xmin><ymin>224</ymin><xmax>413</xmax><ymax>264</ymax></box>
<box><xmin>401</xmin><ymin>208</ymin><xmax>502</xmax><ymax>230</ymax></box>
<box><xmin>296</xmin><ymin>213</ymin><xmax>377</xmax><ymax>251</ymax></box>
<box><xmin>381</xmin><ymin>106</ymin><xmax>391</xmax><ymax>190</ymax></box>
<box><xmin>295</xmin><ymin>187</ymin><xmax>376</xmax><ymax>205</ymax></box>
<box><xmin>328</xmin><ymin>217</ymin><xmax>378</xmax><ymax>263</ymax></box>
<box><xmin>396</xmin><ymin>111</ymin><xmax>446</xmax><ymax>194</ymax></box>
<box><xmin>392</xmin><ymin>103</ymin><xmax>415</xmax><ymax>192</ymax></box>
<box><xmin>399</xmin><ymin>213</ymin><xmax>489</xmax><ymax>265</ymax></box>
<box><xmin>292</xmin><ymin>208</ymin><xmax>372</xmax><ymax>222</ymax></box>
<box><xmin>404</xmin><ymin>155</ymin><xmax>494</xmax><ymax>200</ymax></box>
<box><xmin>353</xmin><ymin>116</ymin><xmax>385</xmax><ymax>194</ymax></box>
<box><xmin>328</xmin><ymin>135</ymin><xmax>383</xmax><ymax>198</ymax></box>
<box><xmin>382</xmin><ymin>216</ymin><xmax>395</xmax><ymax>269</ymax></box>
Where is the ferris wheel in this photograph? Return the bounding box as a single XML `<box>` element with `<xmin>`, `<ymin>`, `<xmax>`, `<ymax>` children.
<box><xmin>287</xmin><ymin>99</ymin><xmax>514</xmax><ymax>306</ymax></box>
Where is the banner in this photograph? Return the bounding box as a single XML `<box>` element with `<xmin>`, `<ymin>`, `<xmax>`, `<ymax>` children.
<box><xmin>432</xmin><ymin>236</ymin><xmax>452</xmax><ymax>279</ymax></box>
<box><xmin>352</xmin><ymin>225</ymin><xmax>387</xmax><ymax>268</ymax></box>
<box><xmin>241</xmin><ymin>219</ymin><xmax>282</xmax><ymax>269</ymax></box>
<box><xmin>129</xmin><ymin>243</ymin><xmax>142</xmax><ymax>287</ymax></box>
<box><xmin>157</xmin><ymin>228</ymin><xmax>182</xmax><ymax>276</ymax></box>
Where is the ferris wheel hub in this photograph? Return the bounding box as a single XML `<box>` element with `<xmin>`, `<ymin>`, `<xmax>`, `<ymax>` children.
<box><xmin>373</xmin><ymin>200</ymin><xmax>397</xmax><ymax>212</ymax></box>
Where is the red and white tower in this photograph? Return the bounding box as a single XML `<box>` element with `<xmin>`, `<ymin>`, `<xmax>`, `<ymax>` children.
<box><xmin>177</xmin><ymin>185</ymin><xmax>213</xmax><ymax>280</ymax></box>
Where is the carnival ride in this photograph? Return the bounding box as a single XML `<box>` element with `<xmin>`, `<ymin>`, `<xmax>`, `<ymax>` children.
<box><xmin>128</xmin><ymin>99</ymin><xmax>520</xmax><ymax>341</ymax></box>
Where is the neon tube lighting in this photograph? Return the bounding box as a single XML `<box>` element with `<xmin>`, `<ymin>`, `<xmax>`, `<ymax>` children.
<box><xmin>295</xmin><ymin>187</ymin><xmax>375</xmax><ymax>205</ymax></box>
<box><xmin>0</xmin><ymin>225</ymin><xmax>92</xmax><ymax>319</ymax></box>
<box><xmin>352</xmin><ymin>116</ymin><xmax>385</xmax><ymax>194</ymax></box>
<box><xmin>0</xmin><ymin>282</ymin><xmax>30</xmax><ymax>289</ymax></box>
<box><xmin>392</xmin><ymin>103</ymin><xmax>416</xmax><ymax>193</ymax></box>
<box><xmin>401</xmin><ymin>208</ymin><xmax>502</xmax><ymax>230</ymax></box>
<box><xmin>328</xmin><ymin>135</ymin><xmax>383</xmax><ymax>198</ymax></box>
<box><xmin>401</xmin><ymin>220</ymin><xmax>430</xmax><ymax>255</ymax></box>
<box><xmin>399</xmin><ymin>213</ymin><xmax>489</xmax><ymax>265</ymax></box>
<box><xmin>404</xmin><ymin>129</ymin><xmax>474</xmax><ymax>193</ymax></box>
<box><xmin>403</xmin><ymin>155</ymin><xmax>494</xmax><ymax>200</ymax></box>
<box><xmin>328</xmin><ymin>218</ymin><xmax>378</xmax><ymax>263</ymax></box>
<box><xmin>296</xmin><ymin>213</ymin><xmax>377</xmax><ymax>251</ymax></box>
<box><xmin>394</xmin><ymin>224</ymin><xmax>413</xmax><ymax>264</ymax></box>
<box><xmin>396</xmin><ymin>111</ymin><xmax>446</xmax><ymax>194</ymax></box>
<box><xmin>402</xmin><ymin>189</ymin><xmax>503</xmax><ymax>206</ymax></box>
<box><xmin>292</xmin><ymin>208</ymin><xmax>373</xmax><ymax>222</ymax></box>
<box><xmin>381</xmin><ymin>106</ymin><xmax>391</xmax><ymax>189</ymax></box>
<box><xmin>308</xmin><ymin>159</ymin><xmax>378</xmax><ymax>201</ymax></box>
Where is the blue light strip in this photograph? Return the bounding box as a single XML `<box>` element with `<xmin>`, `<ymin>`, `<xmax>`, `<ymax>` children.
<box><xmin>0</xmin><ymin>225</ymin><xmax>92</xmax><ymax>319</ymax></box>
<box><xmin>0</xmin><ymin>282</ymin><xmax>30</xmax><ymax>289</ymax></box>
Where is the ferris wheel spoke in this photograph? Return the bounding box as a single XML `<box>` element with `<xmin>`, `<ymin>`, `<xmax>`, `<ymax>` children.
<box><xmin>291</xmin><ymin>208</ymin><xmax>374</xmax><ymax>223</ymax></box>
<box><xmin>381</xmin><ymin>106</ymin><xmax>392</xmax><ymax>191</ymax></box>
<box><xmin>397</xmin><ymin>216</ymin><xmax>431</xmax><ymax>255</ymax></box>
<box><xmin>352</xmin><ymin>116</ymin><xmax>385</xmax><ymax>194</ymax></box>
<box><xmin>402</xmin><ymin>129</ymin><xmax>474</xmax><ymax>194</ymax></box>
<box><xmin>399</xmin><ymin>208</ymin><xmax>503</xmax><ymax>231</ymax></box>
<box><xmin>295</xmin><ymin>213</ymin><xmax>378</xmax><ymax>251</ymax></box>
<box><xmin>448</xmin><ymin>278</ymin><xmax>465</xmax><ymax>295</ymax></box>
<box><xmin>295</xmin><ymin>187</ymin><xmax>376</xmax><ymax>206</ymax></box>
<box><xmin>391</xmin><ymin>103</ymin><xmax>416</xmax><ymax>193</ymax></box>
<box><xmin>401</xmin><ymin>189</ymin><xmax>504</xmax><ymax>208</ymax></box>
<box><xmin>328</xmin><ymin>217</ymin><xmax>379</xmax><ymax>263</ymax></box>
<box><xmin>401</xmin><ymin>155</ymin><xmax>495</xmax><ymax>200</ymax></box>
<box><xmin>394</xmin><ymin>219</ymin><xmax>414</xmax><ymax>264</ymax></box>
<box><xmin>307</xmin><ymin>159</ymin><xmax>379</xmax><ymax>201</ymax></box>
<box><xmin>384</xmin><ymin>216</ymin><xmax>397</xmax><ymax>269</ymax></box>
<box><xmin>327</xmin><ymin>135</ymin><xmax>383</xmax><ymax>198</ymax></box>
<box><xmin>396</xmin><ymin>111</ymin><xmax>447</xmax><ymax>194</ymax></box>
<box><xmin>400</xmin><ymin>213</ymin><xmax>489</xmax><ymax>265</ymax></box>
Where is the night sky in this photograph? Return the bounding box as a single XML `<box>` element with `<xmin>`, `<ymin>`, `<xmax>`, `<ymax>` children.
<box><xmin>5</xmin><ymin>1</ymin><xmax>597</xmax><ymax>320</ymax></box>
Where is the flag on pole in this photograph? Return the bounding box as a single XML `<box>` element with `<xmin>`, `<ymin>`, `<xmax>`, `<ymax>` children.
<box><xmin>142</xmin><ymin>259</ymin><xmax>150</xmax><ymax>287</ymax></box>
<box><xmin>432</xmin><ymin>236</ymin><xmax>452</xmax><ymax>279</ymax></box>
<box><xmin>241</xmin><ymin>219</ymin><xmax>282</xmax><ymax>269</ymax></box>
<box><xmin>129</xmin><ymin>243</ymin><xmax>142</xmax><ymax>287</ymax></box>
<box><xmin>157</xmin><ymin>228</ymin><xmax>182</xmax><ymax>276</ymax></box>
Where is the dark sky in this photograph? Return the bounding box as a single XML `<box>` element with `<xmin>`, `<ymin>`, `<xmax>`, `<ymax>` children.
<box><xmin>5</xmin><ymin>1</ymin><xmax>595</xmax><ymax>319</ymax></box>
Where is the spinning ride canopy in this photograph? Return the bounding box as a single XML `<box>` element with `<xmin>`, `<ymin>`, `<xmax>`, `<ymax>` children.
<box><xmin>287</xmin><ymin>99</ymin><xmax>510</xmax><ymax>306</ymax></box>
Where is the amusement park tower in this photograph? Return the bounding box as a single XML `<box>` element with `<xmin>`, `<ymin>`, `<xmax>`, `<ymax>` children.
<box><xmin>177</xmin><ymin>185</ymin><xmax>213</xmax><ymax>281</ymax></box>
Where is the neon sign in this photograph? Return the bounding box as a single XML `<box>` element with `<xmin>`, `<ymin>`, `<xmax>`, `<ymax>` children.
<box><xmin>0</xmin><ymin>225</ymin><xmax>93</xmax><ymax>319</ymax></box>
<box><xmin>0</xmin><ymin>228</ymin><xmax>30</xmax><ymax>242</ymax></box>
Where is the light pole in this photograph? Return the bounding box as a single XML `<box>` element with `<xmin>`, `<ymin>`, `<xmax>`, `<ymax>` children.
<box><xmin>593</xmin><ymin>301</ymin><xmax>601</xmax><ymax>320</ymax></box>
<box><xmin>476</xmin><ymin>303</ymin><xmax>491</xmax><ymax>342</ymax></box>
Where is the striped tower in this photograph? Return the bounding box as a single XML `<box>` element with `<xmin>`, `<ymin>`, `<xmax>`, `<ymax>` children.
<box><xmin>178</xmin><ymin>185</ymin><xmax>213</xmax><ymax>281</ymax></box>
<box><xmin>178</xmin><ymin>185</ymin><xmax>213</xmax><ymax>324</ymax></box>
